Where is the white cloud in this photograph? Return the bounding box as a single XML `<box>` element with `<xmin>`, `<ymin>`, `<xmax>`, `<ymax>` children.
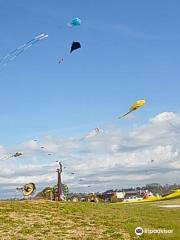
<box><xmin>0</xmin><ymin>112</ymin><xmax>180</xmax><ymax>197</ymax></box>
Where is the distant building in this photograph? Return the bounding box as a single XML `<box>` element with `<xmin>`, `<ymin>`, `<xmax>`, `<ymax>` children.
<box><xmin>115</xmin><ymin>192</ymin><xmax>125</xmax><ymax>199</ymax></box>
<box><xmin>101</xmin><ymin>191</ymin><xmax>125</xmax><ymax>202</ymax></box>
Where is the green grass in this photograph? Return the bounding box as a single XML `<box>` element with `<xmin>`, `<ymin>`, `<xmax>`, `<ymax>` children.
<box><xmin>0</xmin><ymin>199</ymin><xmax>179</xmax><ymax>239</ymax></box>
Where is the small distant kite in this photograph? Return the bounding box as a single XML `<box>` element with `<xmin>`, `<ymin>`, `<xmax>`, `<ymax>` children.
<box><xmin>0</xmin><ymin>33</ymin><xmax>48</xmax><ymax>70</ymax></box>
<box><xmin>118</xmin><ymin>99</ymin><xmax>146</xmax><ymax>119</ymax></box>
<box><xmin>151</xmin><ymin>159</ymin><xmax>154</xmax><ymax>163</ymax></box>
<box><xmin>70</xmin><ymin>41</ymin><xmax>81</xmax><ymax>53</ymax></box>
<box><xmin>13</xmin><ymin>152</ymin><xmax>23</xmax><ymax>158</ymax></box>
<box><xmin>59</xmin><ymin>58</ymin><xmax>64</xmax><ymax>64</ymax></box>
<box><xmin>68</xmin><ymin>17</ymin><xmax>81</xmax><ymax>27</ymax></box>
<box><xmin>0</xmin><ymin>152</ymin><xmax>23</xmax><ymax>161</ymax></box>
<box><xmin>84</xmin><ymin>128</ymin><xmax>103</xmax><ymax>140</ymax></box>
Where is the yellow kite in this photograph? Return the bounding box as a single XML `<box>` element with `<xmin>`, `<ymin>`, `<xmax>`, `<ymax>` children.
<box><xmin>118</xmin><ymin>99</ymin><xmax>146</xmax><ymax>119</ymax></box>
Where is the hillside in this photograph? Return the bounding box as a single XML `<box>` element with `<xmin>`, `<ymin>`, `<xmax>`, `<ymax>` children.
<box><xmin>0</xmin><ymin>199</ymin><xmax>179</xmax><ymax>239</ymax></box>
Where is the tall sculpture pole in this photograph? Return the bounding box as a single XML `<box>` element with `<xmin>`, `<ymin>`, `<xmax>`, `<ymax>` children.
<box><xmin>56</xmin><ymin>161</ymin><xmax>62</xmax><ymax>201</ymax></box>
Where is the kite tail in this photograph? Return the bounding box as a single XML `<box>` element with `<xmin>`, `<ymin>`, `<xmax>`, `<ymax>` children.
<box><xmin>0</xmin><ymin>33</ymin><xmax>48</xmax><ymax>70</ymax></box>
<box><xmin>0</xmin><ymin>37</ymin><xmax>39</xmax><ymax>64</ymax></box>
<box><xmin>118</xmin><ymin>110</ymin><xmax>133</xmax><ymax>119</ymax></box>
<box><xmin>0</xmin><ymin>154</ymin><xmax>13</xmax><ymax>160</ymax></box>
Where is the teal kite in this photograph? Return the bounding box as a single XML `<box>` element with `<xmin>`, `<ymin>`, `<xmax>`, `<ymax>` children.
<box><xmin>68</xmin><ymin>18</ymin><xmax>81</xmax><ymax>27</ymax></box>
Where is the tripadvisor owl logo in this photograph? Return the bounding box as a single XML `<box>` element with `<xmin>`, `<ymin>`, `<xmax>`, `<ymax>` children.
<box><xmin>135</xmin><ymin>227</ymin><xmax>144</xmax><ymax>236</ymax></box>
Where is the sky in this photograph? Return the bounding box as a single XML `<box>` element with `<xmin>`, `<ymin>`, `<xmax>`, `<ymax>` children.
<box><xmin>0</xmin><ymin>0</ymin><xmax>180</xmax><ymax>198</ymax></box>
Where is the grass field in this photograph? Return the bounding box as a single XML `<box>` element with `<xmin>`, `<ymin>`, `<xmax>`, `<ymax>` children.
<box><xmin>0</xmin><ymin>199</ymin><xmax>179</xmax><ymax>240</ymax></box>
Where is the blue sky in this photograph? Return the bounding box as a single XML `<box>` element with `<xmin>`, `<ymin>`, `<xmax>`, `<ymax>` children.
<box><xmin>0</xmin><ymin>0</ymin><xmax>180</xmax><ymax>144</ymax></box>
<box><xmin>0</xmin><ymin>1</ymin><xmax>180</xmax><ymax>197</ymax></box>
